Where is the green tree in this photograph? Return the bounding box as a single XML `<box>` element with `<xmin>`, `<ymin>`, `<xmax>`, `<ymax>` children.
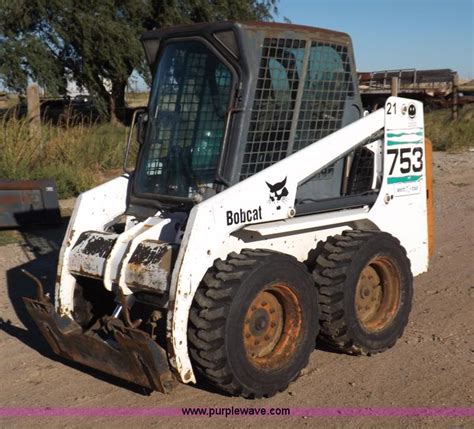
<box><xmin>0</xmin><ymin>0</ymin><xmax>277</xmax><ymax>123</ymax></box>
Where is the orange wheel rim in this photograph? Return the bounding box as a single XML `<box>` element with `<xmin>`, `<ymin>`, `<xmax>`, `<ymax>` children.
<box><xmin>355</xmin><ymin>257</ymin><xmax>401</xmax><ymax>332</ymax></box>
<box><xmin>243</xmin><ymin>283</ymin><xmax>303</xmax><ymax>369</ymax></box>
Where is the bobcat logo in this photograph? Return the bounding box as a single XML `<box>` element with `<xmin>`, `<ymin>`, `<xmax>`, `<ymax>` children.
<box><xmin>266</xmin><ymin>177</ymin><xmax>289</xmax><ymax>210</ymax></box>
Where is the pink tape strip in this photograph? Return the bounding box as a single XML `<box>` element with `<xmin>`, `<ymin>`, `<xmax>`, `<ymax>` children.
<box><xmin>0</xmin><ymin>407</ymin><xmax>472</xmax><ymax>418</ymax></box>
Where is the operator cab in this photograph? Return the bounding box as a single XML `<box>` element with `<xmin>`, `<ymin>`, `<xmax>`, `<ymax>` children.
<box><xmin>128</xmin><ymin>21</ymin><xmax>376</xmax><ymax>214</ymax></box>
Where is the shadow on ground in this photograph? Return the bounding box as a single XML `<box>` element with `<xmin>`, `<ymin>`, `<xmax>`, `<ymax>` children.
<box><xmin>1</xmin><ymin>219</ymin><xmax>342</xmax><ymax>397</ymax></box>
<box><xmin>5</xmin><ymin>221</ymin><xmax>67</xmax><ymax>329</ymax></box>
<box><xmin>1</xmin><ymin>219</ymin><xmax>153</xmax><ymax>395</ymax></box>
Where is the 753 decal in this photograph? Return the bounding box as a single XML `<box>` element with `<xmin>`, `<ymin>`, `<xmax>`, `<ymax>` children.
<box><xmin>387</xmin><ymin>146</ymin><xmax>423</xmax><ymax>175</ymax></box>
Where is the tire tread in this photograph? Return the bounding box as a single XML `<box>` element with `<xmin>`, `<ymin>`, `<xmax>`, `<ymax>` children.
<box><xmin>313</xmin><ymin>230</ymin><xmax>412</xmax><ymax>355</ymax></box>
<box><xmin>188</xmin><ymin>249</ymin><xmax>310</xmax><ymax>397</ymax></box>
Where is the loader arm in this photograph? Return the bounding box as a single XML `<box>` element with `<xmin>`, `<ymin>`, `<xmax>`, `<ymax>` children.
<box><xmin>167</xmin><ymin>97</ymin><xmax>429</xmax><ymax>382</ymax></box>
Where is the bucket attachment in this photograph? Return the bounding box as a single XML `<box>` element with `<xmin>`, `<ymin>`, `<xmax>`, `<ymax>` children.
<box><xmin>22</xmin><ymin>274</ymin><xmax>176</xmax><ymax>393</ymax></box>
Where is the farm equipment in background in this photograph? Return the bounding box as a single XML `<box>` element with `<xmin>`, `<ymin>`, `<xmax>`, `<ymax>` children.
<box><xmin>358</xmin><ymin>68</ymin><xmax>474</xmax><ymax>118</ymax></box>
<box><xmin>23</xmin><ymin>21</ymin><xmax>433</xmax><ymax>398</ymax></box>
<box><xmin>0</xmin><ymin>179</ymin><xmax>60</xmax><ymax>229</ymax></box>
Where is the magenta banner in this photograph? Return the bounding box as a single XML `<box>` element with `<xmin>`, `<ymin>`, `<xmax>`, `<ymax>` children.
<box><xmin>0</xmin><ymin>407</ymin><xmax>473</xmax><ymax>418</ymax></box>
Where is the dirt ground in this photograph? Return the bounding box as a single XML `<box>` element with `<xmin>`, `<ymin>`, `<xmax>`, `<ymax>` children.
<box><xmin>0</xmin><ymin>151</ymin><xmax>473</xmax><ymax>429</ymax></box>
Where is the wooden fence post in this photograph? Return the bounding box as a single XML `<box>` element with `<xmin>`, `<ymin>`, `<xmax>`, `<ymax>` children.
<box><xmin>391</xmin><ymin>77</ymin><xmax>399</xmax><ymax>96</ymax></box>
<box><xmin>27</xmin><ymin>83</ymin><xmax>41</xmax><ymax>136</ymax></box>
<box><xmin>451</xmin><ymin>73</ymin><xmax>459</xmax><ymax>120</ymax></box>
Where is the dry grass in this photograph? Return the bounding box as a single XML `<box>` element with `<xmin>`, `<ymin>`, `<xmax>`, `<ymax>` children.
<box><xmin>125</xmin><ymin>91</ymin><xmax>149</xmax><ymax>108</ymax></box>
<box><xmin>425</xmin><ymin>105</ymin><xmax>474</xmax><ymax>152</ymax></box>
<box><xmin>0</xmin><ymin>114</ymin><xmax>129</xmax><ymax>198</ymax></box>
<box><xmin>0</xmin><ymin>230</ymin><xmax>22</xmax><ymax>246</ymax></box>
<box><xmin>1</xmin><ymin>101</ymin><xmax>471</xmax><ymax>201</ymax></box>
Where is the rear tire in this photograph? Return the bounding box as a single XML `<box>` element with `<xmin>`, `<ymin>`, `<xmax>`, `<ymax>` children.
<box><xmin>188</xmin><ymin>249</ymin><xmax>318</xmax><ymax>398</ymax></box>
<box><xmin>313</xmin><ymin>230</ymin><xmax>412</xmax><ymax>355</ymax></box>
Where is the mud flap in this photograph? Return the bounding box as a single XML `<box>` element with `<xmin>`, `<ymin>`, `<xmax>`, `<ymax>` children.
<box><xmin>23</xmin><ymin>296</ymin><xmax>176</xmax><ymax>393</ymax></box>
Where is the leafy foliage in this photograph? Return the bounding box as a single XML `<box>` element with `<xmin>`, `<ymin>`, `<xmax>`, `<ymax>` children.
<box><xmin>0</xmin><ymin>0</ymin><xmax>277</xmax><ymax>121</ymax></box>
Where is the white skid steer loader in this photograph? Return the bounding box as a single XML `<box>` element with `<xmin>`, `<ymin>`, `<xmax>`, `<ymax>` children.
<box><xmin>24</xmin><ymin>21</ymin><xmax>434</xmax><ymax>398</ymax></box>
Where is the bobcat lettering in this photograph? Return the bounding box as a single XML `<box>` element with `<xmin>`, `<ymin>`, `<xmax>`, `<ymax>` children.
<box><xmin>226</xmin><ymin>206</ymin><xmax>262</xmax><ymax>226</ymax></box>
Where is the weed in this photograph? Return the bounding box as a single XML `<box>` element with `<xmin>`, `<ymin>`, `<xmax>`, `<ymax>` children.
<box><xmin>0</xmin><ymin>114</ymin><xmax>128</xmax><ymax>198</ymax></box>
<box><xmin>425</xmin><ymin>105</ymin><xmax>474</xmax><ymax>152</ymax></box>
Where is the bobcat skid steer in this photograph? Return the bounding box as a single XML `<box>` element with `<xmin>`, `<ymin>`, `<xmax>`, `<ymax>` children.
<box><xmin>24</xmin><ymin>21</ymin><xmax>434</xmax><ymax>398</ymax></box>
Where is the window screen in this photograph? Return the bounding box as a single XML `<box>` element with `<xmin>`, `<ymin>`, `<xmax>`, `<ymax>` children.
<box><xmin>240</xmin><ymin>38</ymin><xmax>354</xmax><ymax>181</ymax></box>
<box><xmin>240</xmin><ymin>38</ymin><xmax>306</xmax><ymax>180</ymax></box>
<box><xmin>135</xmin><ymin>41</ymin><xmax>233</xmax><ymax>198</ymax></box>
<box><xmin>295</xmin><ymin>42</ymin><xmax>354</xmax><ymax>198</ymax></box>
<box><xmin>293</xmin><ymin>42</ymin><xmax>354</xmax><ymax>153</ymax></box>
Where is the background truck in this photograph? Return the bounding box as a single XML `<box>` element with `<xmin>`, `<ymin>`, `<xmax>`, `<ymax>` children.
<box><xmin>24</xmin><ymin>21</ymin><xmax>433</xmax><ymax>398</ymax></box>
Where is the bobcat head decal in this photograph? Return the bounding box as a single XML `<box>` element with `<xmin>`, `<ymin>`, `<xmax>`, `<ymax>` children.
<box><xmin>266</xmin><ymin>177</ymin><xmax>289</xmax><ymax>210</ymax></box>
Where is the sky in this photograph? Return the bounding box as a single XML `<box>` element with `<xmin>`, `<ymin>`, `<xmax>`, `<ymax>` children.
<box><xmin>127</xmin><ymin>0</ymin><xmax>473</xmax><ymax>91</ymax></box>
<box><xmin>276</xmin><ymin>0</ymin><xmax>474</xmax><ymax>79</ymax></box>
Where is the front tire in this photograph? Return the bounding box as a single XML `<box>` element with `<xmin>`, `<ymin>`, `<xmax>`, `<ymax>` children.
<box><xmin>313</xmin><ymin>230</ymin><xmax>413</xmax><ymax>355</ymax></box>
<box><xmin>188</xmin><ymin>249</ymin><xmax>318</xmax><ymax>398</ymax></box>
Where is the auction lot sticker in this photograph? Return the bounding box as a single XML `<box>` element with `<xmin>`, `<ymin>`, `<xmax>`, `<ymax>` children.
<box><xmin>386</xmin><ymin>128</ymin><xmax>424</xmax><ymax>197</ymax></box>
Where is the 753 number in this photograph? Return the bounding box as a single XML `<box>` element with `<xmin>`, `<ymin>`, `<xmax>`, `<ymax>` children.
<box><xmin>387</xmin><ymin>147</ymin><xmax>423</xmax><ymax>175</ymax></box>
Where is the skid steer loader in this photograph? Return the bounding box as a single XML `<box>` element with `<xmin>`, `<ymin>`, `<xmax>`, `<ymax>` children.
<box><xmin>24</xmin><ymin>21</ymin><xmax>434</xmax><ymax>398</ymax></box>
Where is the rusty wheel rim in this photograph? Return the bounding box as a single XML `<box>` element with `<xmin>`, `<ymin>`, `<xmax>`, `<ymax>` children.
<box><xmin>243</xmin><ymin>283</ymin><xmax>303</xmax><ymax>369</ymax></box>
<box><xmin>355</xmin><ymin>257</ymin><xmax>401</xmax><ymax>332</ymax></box>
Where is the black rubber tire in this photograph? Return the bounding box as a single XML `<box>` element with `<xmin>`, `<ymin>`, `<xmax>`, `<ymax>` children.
<box><xmin>312</xmin><ymin>230</ymin><xmax>413</xmax><ymax>355</ymax></box>
<box><xmin>188</xmin><ymin>249</ymin><xmax>318</xmax><ymax>398</ymax></box>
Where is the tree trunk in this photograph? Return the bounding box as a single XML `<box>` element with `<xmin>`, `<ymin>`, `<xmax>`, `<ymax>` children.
<box><xmin>90</xmin><ymin>75</ymin><xmax>113</xmax><ymax>120</ymax></box>
<box><xmin>110</xmin><ymin>79</ymin><xmax>127</xmax><ymax>124</ymax></box>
